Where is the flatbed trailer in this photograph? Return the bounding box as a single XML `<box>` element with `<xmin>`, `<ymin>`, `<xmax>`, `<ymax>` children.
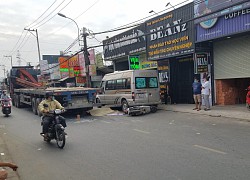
<box><xmin>12</xmin><ymin>87</ymin><xmax>98</xmax><ymax>116</ymax></box>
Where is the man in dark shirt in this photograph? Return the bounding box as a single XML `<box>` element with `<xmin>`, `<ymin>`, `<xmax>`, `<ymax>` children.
<box><xmin>192</xmin><ymin>77</ymin><xmax>202</xmax><ymax>111</ymax></box>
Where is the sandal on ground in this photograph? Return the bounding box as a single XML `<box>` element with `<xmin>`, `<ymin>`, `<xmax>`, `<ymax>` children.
<box><xmin>193</xmin><ymin>108</ymin><xmax>198</xmax><ymax>110</ymax></box>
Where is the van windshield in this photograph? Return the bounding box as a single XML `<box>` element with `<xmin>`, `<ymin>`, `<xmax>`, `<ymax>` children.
<box><xmin>135</xmin><ymin>77</ymin><xmax>158</xmax><ymax>89</ymax></box>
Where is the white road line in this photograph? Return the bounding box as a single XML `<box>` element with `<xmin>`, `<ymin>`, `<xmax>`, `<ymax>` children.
<box><xmin>194</xmin><ymin>145</ymin><xmax>227</xmax><ymax>155</ymax></box>
<box><xmin>133</xmin><ymin>129</ymin><xmax>150</xmax><ymax>134</ymax></box>
<box><xmin>101</xmin><ymin>121</ymin><xmax>111</xmax><ymax>124</ymax></box>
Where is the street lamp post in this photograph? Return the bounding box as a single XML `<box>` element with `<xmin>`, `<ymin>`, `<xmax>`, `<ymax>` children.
<box><xmin>57</xmin><ymin>13</ymin><xmax>91</xmax><ymax>87</ymax></box>
<box><xmin>4</xmin><ymin>55</ymin><xmax>13</xmax><ymax>68</ymax></box>
<box><xmin>57</xmin><ymin>13</ymin><xmax>80</xmax><ymax>46</ymax></box>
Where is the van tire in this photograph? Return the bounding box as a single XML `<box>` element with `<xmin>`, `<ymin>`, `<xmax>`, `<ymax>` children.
<box><xmin>150</xmin><ymin>106</ymin><xmax>157</xmax><ymax>113</ymax></box>
<box><xmin>121</xmin><ymin>100</ymin><xmax>128</xmax><ymax>113</ymax></box>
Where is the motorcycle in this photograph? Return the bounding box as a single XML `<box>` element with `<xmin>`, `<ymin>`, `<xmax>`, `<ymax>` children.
<box><xmin>41</xmin><ymin>107</ymin><xmax>67</xmax><ymax>149</ymax></box>
<box><xmin>1</xmin><ymin>98</ymin><xmax>11</xmax><ymax>116</ymax></box>
<box><xmin>246</xmin><ymin>86</ymin><xmax>250</xmax><ymax>111</ymax></box>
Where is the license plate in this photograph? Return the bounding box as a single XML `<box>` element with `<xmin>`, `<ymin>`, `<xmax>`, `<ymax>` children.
<box><xmin>137</xmin><ymin>93</ymin><xmax>145</xmax><ymax>98</ymax></box>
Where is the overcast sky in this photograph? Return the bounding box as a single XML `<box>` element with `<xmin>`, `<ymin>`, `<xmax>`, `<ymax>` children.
<box><xmin>0</xmin><ymin>0</ymin><xmax>191</xmax><ymax>78</ymax></box>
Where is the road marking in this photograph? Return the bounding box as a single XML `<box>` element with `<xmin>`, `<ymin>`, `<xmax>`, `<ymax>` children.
<box><xmin>101</xmin><ymin>121</ymin><xmax>111</xmax><ymax>124</ymax></box>
<box><xmin>0</xmin><ymin>153</ymin><xmax>5</xmax><ymax>156</ymax></box>
<box><xmin>133</xmin><ymin>129</ymin><xmax>150</xmax><ymax>134</ymax></box>
<box><xmin>194</xmin><ymin>145</ymin><xmax>227</xmax><ymax>155</ymax></box>
<box><xmin>196</xmin><ymin>132</ymin><xmax>201</xmax><ymax>135</ymax></box>
<box><xmin>169</xmin><ymin>120</ymin><xmax>175</xmax><ymax>124</ymax></box>
<box><xmin>212</xmin><ymin>124</ymin><xmax>216</xmax><ymax>126</ymax></box>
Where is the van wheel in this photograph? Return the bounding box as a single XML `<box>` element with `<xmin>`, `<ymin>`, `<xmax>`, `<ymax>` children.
<box><xmin>121</xmin><ymin>100</ymin><xmax>128</xmax><ymax>113</ymax></box>
<box><xmin>150</xmin><ymin>106</ymin><xmax>157</xmax><ymax>113</ymax></box>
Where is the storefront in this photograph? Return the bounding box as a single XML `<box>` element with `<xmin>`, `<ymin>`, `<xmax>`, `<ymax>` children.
<box><xmin>195</xmin><ymin>0</ymin><xmax>250</xmax><ymax>105</ymax></box>
<box><xmin>146</xmin><ymin>2</ymin><xmax>195</xmax><ymax>104</ymax></box>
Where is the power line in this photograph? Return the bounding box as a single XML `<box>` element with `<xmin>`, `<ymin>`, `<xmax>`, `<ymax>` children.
<box><xmin>92</xmin><ymin>0</ymin><xmax>191</xmax><ymax>36</ymax></box>
<box><xmin>9</xmin><ymin>30</ymin><xmax>25</xmax><ymax>55</ymax></box>
<box><xmin>25</xmin><ymin>0</ymin><xmax>58</xmax><ymax>29</ymax></box>
<box><xmin>40</xmin><ymin>0</ymin><xmax>100</xmax><ymax>38</ymax></box>
<box><xmin>87</xmin><ymin>0</ymin><xmax>249</xmax><ymax>50</ymax></box>
<box><xmin>34</xmin><ymin>0</ymin><xmax>73</xmax><ymax>29</ymax></box>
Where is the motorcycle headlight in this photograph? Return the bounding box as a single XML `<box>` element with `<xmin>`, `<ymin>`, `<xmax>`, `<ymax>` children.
<box><xmin>54</xmin><ymin>109</ymin><xmax>62</xmax><ymax>114</ymax></box>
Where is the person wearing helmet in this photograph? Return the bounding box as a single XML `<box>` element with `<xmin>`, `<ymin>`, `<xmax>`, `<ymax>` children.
<box><xmin>38</xmin><ymin>92</ymin><xmax>66</xmax><ymax>140</ymax></box>
<box><xmin>0</xmin><ymin>90</ymin><xmax>9</xmax><ymax>100</ymax></box>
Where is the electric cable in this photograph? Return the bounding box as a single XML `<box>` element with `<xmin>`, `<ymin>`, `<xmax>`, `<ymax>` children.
<box><xmin>25</xmin><ymin>0</ymin><xmax>58</xmax><ymax>29</ymax></box>
<box><xmin>87</xmin><ymin>0</ymin><xmax>249</xmax><ymax>50</ymax></box>
<box><xmin>30</xmin><ymin>0</ymin><xmax>70</xmax><ymax>29</ymax></box>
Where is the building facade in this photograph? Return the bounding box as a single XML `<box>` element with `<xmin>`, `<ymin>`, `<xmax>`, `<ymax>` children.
<box><xmin>195</xmin><ymin>0</ymin><xmax>250</xmax><ymax>105</ymax></box>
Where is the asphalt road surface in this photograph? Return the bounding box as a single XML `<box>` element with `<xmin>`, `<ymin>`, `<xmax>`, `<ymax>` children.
<box><xmin>0</xmin><ymin>106</ymin><xmax>250</xmax><ymax>180</ymax></box>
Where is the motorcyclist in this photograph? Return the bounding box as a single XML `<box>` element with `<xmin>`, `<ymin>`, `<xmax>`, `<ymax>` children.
<box><xmin>0</xmin><ymin>90</ymin><xmax>10</xmax><ymax>100</ymax></box>
<box><xmin>38</xmin><ymin>92</ymin><xmax>66</xmax><ymax>140</ymax></box>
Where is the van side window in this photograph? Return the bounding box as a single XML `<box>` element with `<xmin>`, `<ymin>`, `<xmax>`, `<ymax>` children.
<box><xmin>126</xmin><ymin>78</ymin><xmax>131</xmax><ymax>89</ymax></box>
<box><xmin>116</xmin><ymin>79</ymin><xmax>125</xmax><ymax>89</ymax></box>
<box><xmin>106</xmin><ymin>80</ymin><xmax>115</xmax><ymax>90</ymax></box>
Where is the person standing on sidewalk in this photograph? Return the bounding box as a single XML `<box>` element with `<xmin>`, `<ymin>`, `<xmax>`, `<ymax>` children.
<box><xmin>192</xmin><ymin>77</ymin><xmax>202</xmax><ymax>111</ymax></box>
<box><xmin>202</xmin><ymin>77</ymin><xmax>211</xmax><ymax>111</ymax></box>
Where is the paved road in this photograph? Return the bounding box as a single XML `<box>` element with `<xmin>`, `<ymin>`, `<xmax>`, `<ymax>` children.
<box><xmin>0</xmin><ymin>107</ymin><xmax>250</xmax><ymax>180</ymax></box>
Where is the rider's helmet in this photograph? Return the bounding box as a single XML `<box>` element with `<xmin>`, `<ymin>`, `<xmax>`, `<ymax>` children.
<box><xmin>45</xmin><ymin>92</ymin><xmax>53</xmax><ymax>99</ymax></box>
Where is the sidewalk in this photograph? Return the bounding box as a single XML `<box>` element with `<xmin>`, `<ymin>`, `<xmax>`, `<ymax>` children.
<box><xmin>158</xmin><ymin>104</ymin><xmax>250</xmax><ymax>122</ymax></box>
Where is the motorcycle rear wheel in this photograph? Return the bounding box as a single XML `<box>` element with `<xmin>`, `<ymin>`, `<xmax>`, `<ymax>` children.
<box><xmin>56</xmin><ymin>131</ymin><xmax>66</xmax><ymax>149</ymax></box>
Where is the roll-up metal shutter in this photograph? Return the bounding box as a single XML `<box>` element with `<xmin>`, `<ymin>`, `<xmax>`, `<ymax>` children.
<box><xmin>214</xmin><ymin>35</ymin><xmax>250</xmax><ymax>79</ymax></box>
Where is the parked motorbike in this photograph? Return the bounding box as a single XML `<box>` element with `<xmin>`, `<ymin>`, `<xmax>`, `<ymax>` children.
<box><xmin>1</xmin><ymin>98</ymin><xmax>11</xmax><ymax>116</ymax></box>
<box><xmin>246</xmin><ymin>86</ymin><xmax>250</xmax><ymax>111</ymax></box>
<box><xmin>41</xmin><ymin>107</ymin><xmax>67</xmax><ymax>149</ymax></box>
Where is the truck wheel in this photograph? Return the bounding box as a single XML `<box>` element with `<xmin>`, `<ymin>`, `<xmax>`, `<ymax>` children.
<box><xmin>32</xmin><ymin>98</ymin><xmax>37</xmax><ymax>115</ymax></box>
<box><xmin>36</xmin><ymin>98</ymin><xmax>42</xmax><ymax>116</ymax></box>
<box><xmin>121</xmin><ymin>100</ymin><xmax>129</xmax><ymax>113</ymax></box>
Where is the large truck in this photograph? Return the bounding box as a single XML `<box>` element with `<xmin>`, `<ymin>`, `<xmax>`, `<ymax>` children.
<box><xmin>8</xmin><ymin>66</ymin><xmax>98</xmax><ymax>116</ymax></box>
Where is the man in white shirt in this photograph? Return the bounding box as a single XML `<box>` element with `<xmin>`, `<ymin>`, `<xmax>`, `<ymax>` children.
<box><xmin>202</xmin><ymin>77</ymin><xmax>210</xmax><ymax>111</ymax></box>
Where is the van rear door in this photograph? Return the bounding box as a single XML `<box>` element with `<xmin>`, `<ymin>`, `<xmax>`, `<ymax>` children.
<box><xmin>134</xmin><ymin>76</ymin><xmax>160</xmax><ymax>104</ymax></box>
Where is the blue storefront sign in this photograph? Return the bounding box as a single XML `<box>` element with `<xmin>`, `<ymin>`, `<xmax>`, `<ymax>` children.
<box><xmin>196</xmin><ymin>8</ymin><xmax>250</xmax><ymax>42</ymax></box>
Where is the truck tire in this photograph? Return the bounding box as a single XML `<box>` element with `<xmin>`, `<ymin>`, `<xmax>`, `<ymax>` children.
<box><xmin>32</xmin><ymin>98</ymin><xmax>37</xmax><ymax>115</ymax></box>
<box><xmin>36</xmin><ymin>98</ymin><xmax>42</xmax><ymax>116</ymax></box>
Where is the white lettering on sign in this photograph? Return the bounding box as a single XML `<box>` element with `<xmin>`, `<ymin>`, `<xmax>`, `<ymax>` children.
<box><xmin>150</xmin><ymin>19</ymin><xmax>187</xmax><ymax>41</ymax></box>
<box><xmin>225</xmin><ymin>8</ymin><xmax>250</xmax><ymax>19</ymax></box>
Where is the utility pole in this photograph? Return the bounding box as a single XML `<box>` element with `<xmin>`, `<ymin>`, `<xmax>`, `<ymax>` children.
<box><xmin>82</xmin><ymin>27</ymin><xmax>91</xmax><ymax>88</ymax></box>
<box><xmin>24</xmin><ymin>28</ymin><xmax>41</xmax><ymax>62</ymax></box>
<box><xmin>4</xmin><ymin>55</ymin><xmax>13</xmax><ymax>68</ymax></box>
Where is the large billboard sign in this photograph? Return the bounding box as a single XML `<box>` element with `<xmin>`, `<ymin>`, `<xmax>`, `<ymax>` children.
<box><xmin>146</xmin><ymin>3</ymin><xmax>195</xmax><ymax>60</ymax></box>
<box><xmin>194</xmin><ymin>0</ymin><xmax>249</xmax><ymax>24</ymax></box>
<box><xmin>103</xmin><ymin>24</ymin><xmax>146</xmax><ymax>60</ymax></box>
<box><xmin>196</xmin><ymin>7</ymin><xmax>250</xmax><ymax>42</ymax></box>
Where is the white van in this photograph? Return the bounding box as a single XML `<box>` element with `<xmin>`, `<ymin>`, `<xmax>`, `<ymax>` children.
<box><xmin>96</xmin><ymin>70</ymin><xmax>161</xmax><ymax>112</ymax></box>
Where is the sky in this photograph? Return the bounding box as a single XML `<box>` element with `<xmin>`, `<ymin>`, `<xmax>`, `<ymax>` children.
<box><xmin>0</xmin><ymin>0</ymin><xmax>192</xmax><ymax>78</ymax></box>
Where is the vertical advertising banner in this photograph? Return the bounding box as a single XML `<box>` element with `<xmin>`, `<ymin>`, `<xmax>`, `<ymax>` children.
<box><xmin>89</xmin><ymin>64</ymin><xmax>97</xmax><ymax>76</ymax></box>
<box><xmin>78</xmin><ymin>53</ymin><xmax>86</xmax><ymax>76</ymax></box>
<box><xmin>129</xmin><ymin>55</ymin><xmax>140</xmax><ymax>70</ymax></box>
<box><xmin>88</xmin><ymin>49</ymin><xmax>96</xmax><ymax>65</ymax></box>
<box><xmin>49</xmin><ymin>63</ymin><xmax>61</xmax><ymax>80</ymax></box>
<box><xmin>40</xmin><ymin>60</ymin><xmax>49</xmax><ymax>75</ymax></box>
<box><xmin>194</xmin><ymin>53</ymin><xmax>208</xmax><ymax>74</ymax></box>
<box><xmin>59</xmin><ymin>57</ymin><xmax>69</xmax><ymax>78</ymax></box>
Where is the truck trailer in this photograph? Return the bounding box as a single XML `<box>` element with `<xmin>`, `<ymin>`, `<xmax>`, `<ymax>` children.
<box><xmin>8</xmin><ymin>66</ymin><xmax>98</xmax><ymax>116</ymax></box>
